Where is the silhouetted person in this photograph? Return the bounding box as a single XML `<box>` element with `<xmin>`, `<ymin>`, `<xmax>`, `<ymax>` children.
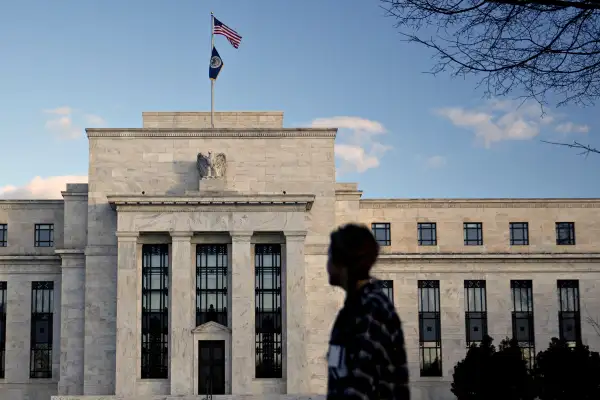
<box><xmin>326</xmin><ymin>223</ymin><xmax>410</xmax><ymax>400</ymax></box>
<box><xmin>207</xmin><ymin>304</ymin><xmax>217</xmax><ymax>323</ymax></box>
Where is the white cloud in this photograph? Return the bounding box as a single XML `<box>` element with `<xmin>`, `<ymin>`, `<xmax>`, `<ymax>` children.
<box><xmin>426</xmin><ymin>155</ymin><xmax>447</xmax><ymax>169</ymax></box>
<box><xmin>435</xmin><ymin>99</ymin><xmax>587</xmax><ymax>148</ymax></box>
<box><xmin>555</xmin><ymin>122</ymin><xmax>589</xmax><ymax>134</ymax></box>
<box><xmin>0</xmin><ymin>175</ymin><xmax>88</xmax><ymax>200</ymax></box>
<box><xmin>84</xmin><ymin>114</ymin><xmax>106</xmax><ymax>126</ymax></box>
<box><xmin>43</xmin><ymin>106</ymin><xmax>73</xmax><ymax>115</ymax></box>
<box><xmin>44</xmin><ymin>116</ymin><xmax>81</xmax><ymax>139</ymax></box>
<box><xmin>42</xmin><ymin>106</ymin><xmax>106</xmax><ymax>139</ymax></box>
<box><xmin>310</xmin><ymin>116</ymin><xmax>392</xmax><ymax>175</ymax></box>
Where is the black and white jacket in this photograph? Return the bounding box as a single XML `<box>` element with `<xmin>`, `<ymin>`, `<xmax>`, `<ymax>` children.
<box><xmin>327</xmin><ymin>280</ymin><xmax>410</xmax><ymax>400</ymax></box>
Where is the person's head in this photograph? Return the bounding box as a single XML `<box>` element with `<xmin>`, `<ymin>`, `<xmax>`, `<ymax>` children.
<box><xmin>327</xmin><ymin>223</ymin><xmax>380</xmax><ymax>291</ymax></box>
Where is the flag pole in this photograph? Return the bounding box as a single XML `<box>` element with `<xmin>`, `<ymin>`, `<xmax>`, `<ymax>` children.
<box><xmin>210</xmin><ymin>11</ymin><xmax>215</xmax><ymax>128</ymax></box>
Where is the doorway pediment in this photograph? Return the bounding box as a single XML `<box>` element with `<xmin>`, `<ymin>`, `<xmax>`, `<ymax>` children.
<box><xmin>192</xmin><ymin>321</ymin><xmax>231</xmax><ymax>334</ymax></box>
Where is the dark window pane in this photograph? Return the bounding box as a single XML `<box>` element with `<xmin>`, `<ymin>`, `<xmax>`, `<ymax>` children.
<box><xmin>418</xmin><ymin>223</ymin><xmax>437</xmax><ymax>246</ymax></box>
<box><xmin>34</xmin><ymin>224</ymin><xmax>54</xmax><ymax>247</ymax></box>
<box><xmin>381</xmin><ymin>280</ymin><xmax>394</xmax><ymax>304</ymax></box>
<box><xmin>255</xmin><ymin>244</ymin><xmax>282</xmax><ymax>378</ymax></box>
<box><xmin>557</xmin><ymin>280</ymin><xmax>581</xmax><ymax>344</ymax></box>
<box><xmin>371</xmin><ymin>223</ymin><xmax>391</xmax><ymax>246</ymax></box>
<box><xmin>418</xmin><ymin>280</ymin><xmax>442</xmax><ymax>377</ymax></box>
<box><xmin>141</xmin><ymin>244</ymin><xmax>169</xmax><ymax>379</ymax></box>
<box><xmin>30</xmin><ymin>281</ymin><xmax>54</xmax><ymax>378</ymax></box>
<box><xmin>556</xmin><ymin>222</ymin><xmax>575</xmax><ymax>245</ymax></box>
<box><xmin>465</xmin><ymin>280</ymin><xmax>488</xmax><ymax>346</ymax></box>
<box><xmin>510</xmin><ymin>280</ymin><xmax>535</xmax><ymax>370</ymax></box>
<box><xmin>464</xmin><ymin>223</ymin><xmax>483</xmax><ymax>246</ymax></box>
<box><xmin>510</xmin><ymin>222</ymin><xmax>529</xmax><ymax>245</ymax></box>
<box><xmin>0</xmin><ymin>282</ymin><xmax>6</xmax><ymax>378</ymax></box>
<box><xmin>197</xmin><ymin>245</ymin><xmax>228</xmax><ymax>327</ymax></box>
<box><xmin>0</xmin><ymin>225</ymin><xmax>7</xmax><ymax>247</ymax></box>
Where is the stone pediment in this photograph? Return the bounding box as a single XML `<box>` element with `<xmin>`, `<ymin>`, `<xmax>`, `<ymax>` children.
<box><xmin>192</xmin><ymin>320</ymin><xmax>231</xmax><ymax>334</ymax></box>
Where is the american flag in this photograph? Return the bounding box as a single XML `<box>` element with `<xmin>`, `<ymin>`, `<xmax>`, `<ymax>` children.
<box><xmin>213</xmin><ymin>17</ymin><xmax>242</xmax><ymax>49</ymax></box>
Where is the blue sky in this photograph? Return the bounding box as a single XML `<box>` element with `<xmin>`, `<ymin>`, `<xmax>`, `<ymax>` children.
<box><xmin>0</xmin><ymin>0</ymin><xmax>598</xmax><ymax>199</ymax></box>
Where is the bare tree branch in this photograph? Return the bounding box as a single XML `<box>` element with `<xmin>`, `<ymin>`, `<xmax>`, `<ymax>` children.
<box><xmin>541</xmin><ymin>139</ymin><xmax>600</xmax><ymax>155</ymax></box>
<box><xmin>381</xmin><ymin>0</ymin><xmax>600</xmax><ymax>107</ymax></box>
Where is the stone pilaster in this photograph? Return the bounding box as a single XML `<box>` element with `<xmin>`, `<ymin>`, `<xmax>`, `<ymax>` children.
<box><xmin>56</xmin><ymin>249</ymin><xmax>86</xmax><ymax>396</ymax></box>
<box><xmin>230</xmin><ymin>231</ymin><xmax>253</xmax><ymax>394</ymax></box>
<box><xmin>4</xmin><ymin>279</ymin><xmax>31</xmax><ymax>383</ymax></box>
<box><xmin>169</xmin><ymin>231</ymin><xmax>195</xmax><ymax>395</ymax></box>
<box><xmin>114</xmin><ymin>231</ymin><xmax>139</xmax><ymax>397</ymax></box>
<box><xmin>284</xmin><ymin>230</ymin><xmax>308</xmax><ymax>394</ymax></box>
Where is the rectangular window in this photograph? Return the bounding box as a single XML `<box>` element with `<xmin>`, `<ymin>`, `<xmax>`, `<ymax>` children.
<box><xmin>511</xmin><ymin>280</ymin><xmax>535</xmax><ymax>370</ymax></box>
<box><xmin>0</xmin><ymin>282</ymin><xmax>6</xmax><ymax>378</ymax></box>
<box><xmin>418</xmin><ymin>280</ymin><xmax>442</xmax><ymax>377</ymax></box>
<box><xmin>556</xmin><ymin>222</ymin><xmax>575</xmax><ymax>245</ymax></box>
<box><xmin>465</xmin><ymin>280</ymin><xmax>488</xmax><ymax>346</ymax></box>
<box><xmin>196</xmin><ymin>244</ymin><xmax>228</xmax><ymax>327</ymax></box>
<box><xmin>418</xmin><ymin>223</ymin><xmax>437</xmax><ymax>246</ymax></box>
<box><xmin>510</xmin><ymin>222</ymin><xmax>529</xmax><ymax>246</ymax></box>
<box><xmin>255</xmin><ymin>244</ymin><xmax>282</xmax><ymax>378</ymax></box>
<box><xmin>381</xmin><ymin>280</ymin><xmax>394</xmax><ymax>304</ymax></box>
<box><xmin>30</xmin><ymin>281</ymin><xmax>54</xmax><ymax>378</ymax></box>
<box><xmin>371</xmin><ymin>223</ymin><xmax>391</xmax><ymax>246</ymax></box>
<box><xmin>34</xmin><ymin>224</ymin><xmax>54</xmax><ymax>247</ymax></box>
<box><xmin>557</xmin><ymin>280</ymin><xmax>581</xmax><ymax>346</ymax></box>
<box><xmin>0</xmin><ymin>224</ymin><xmax>6</xmax><ymax>247</ymax></box>
<box><xmin>141</xmin><ymin>244</ymin><xmax>169</xmax><ymax>379</ymax></box>
<box><xmin>464</xmin><ymin>223</ymin><xmax>483</xmax><ymax>246</ymax></box>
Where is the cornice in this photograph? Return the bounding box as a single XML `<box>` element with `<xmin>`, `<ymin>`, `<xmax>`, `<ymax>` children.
<box><xmin>377</xmin><ymin>252</ymin><xmax>600</xmax><ymax>263</ymax></box>
<box><xmin>360</xmin><ymin>198</ymin><xmax>600</xmax><ymax>209</ymax></box>
<box><xmin>86</xmin><ymin>128</ymin><xmax>336</xmax><ymax>139</ymax></box>
<box><xmin>107</xmin><ymin>194</ymin><xmax>315</xmax><ymax>212</ymax></box>
<box><xmin>55</xmin><ymin>249</ymin><xmax>85</xmax><ymax>256</ymax></box>
<box><xmin>0</xmin><ymin>200</ymin><xmax>64</xmax><ymax>210</ymax></box>
<box><xmin>61</xmin><ymin>191</ymin><xmax>88</xmax><ymax>199</ymax></box>
<box><xmin>0</xmin><ymin>265</ymin><xmax>61</xmax><ymax>274</ymax></box>
<box><xmin>335</xmin><ymin>190</ymin><xmax>363</xmax><ymax>200</ymax></box>
<box><xmin>0</xmin><ymin>254</ymin><xmax>61</xmax><ymax>265</ymax></box>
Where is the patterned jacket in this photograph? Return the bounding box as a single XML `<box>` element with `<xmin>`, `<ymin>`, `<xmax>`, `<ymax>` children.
<box><xmin>327</xmin><ymin>280</ymin><xmax>410</xmax><ymax>400</ymax></box>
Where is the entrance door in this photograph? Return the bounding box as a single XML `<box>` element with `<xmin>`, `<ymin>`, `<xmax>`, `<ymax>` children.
<box><xmin>198</xmin><ymin>340</ymin><xmax>226</xmax><ymax>395</ymax></box>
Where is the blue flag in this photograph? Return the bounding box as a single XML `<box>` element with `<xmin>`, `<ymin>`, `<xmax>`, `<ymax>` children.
<box><xmin>209</xmin><ymin>46</ymin><xmax>223</xmax><ymax>80</ymax></box>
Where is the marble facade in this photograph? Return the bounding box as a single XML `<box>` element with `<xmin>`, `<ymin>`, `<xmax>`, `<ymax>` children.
<box><xmin>0</xmin><ymin>111</ymin><xmax>598</xmax><ymax>400</ymax></box>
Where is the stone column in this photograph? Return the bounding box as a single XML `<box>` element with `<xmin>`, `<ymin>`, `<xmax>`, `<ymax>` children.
<box><xmin>169</xmin><ymin>232</ymin><xmax>195</xmax><ymax>395</ymax></box>
<box><xmin>284</xmin><ymin>231</ymin><xmax>308</xmax><ymax>394</ymax></box>
<box><xmin>56</xmin><ymin>249</ymin><xmax>86</xmax><ymax>395</ymax></box>
<box><xmin>114</xmin><ymin>231</ymin><xmax>139</xmax><ymax>397</ymax></box>
<box><xmin>4</xmin><ymin>279</ymin><xmax>31</xmax><ymax>383</ymax></box>
<box><xmin>230</xmin><ymin>231</ymin><xmax>253</xmax><ymax>394</ymax></box>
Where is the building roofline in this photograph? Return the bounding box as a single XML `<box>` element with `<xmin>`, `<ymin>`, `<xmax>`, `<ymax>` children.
<box><xmin>86</xmin><ymin>128</ymin><xmax>337</xmax><ymax>138</ymax></box>
<box><xmin>0</xmin><ymin>200</ymin><xmax>64</xmax><ymax>209</ymax></box>
<box><xmin>142</xmin><ymin>111</ymin><xmax>285</xmax><ymax>115</ymax></box>
<box><xmin>360</xmin><ymin>197</ymin><xmax>600</xmax><ymax>203</ymax></box>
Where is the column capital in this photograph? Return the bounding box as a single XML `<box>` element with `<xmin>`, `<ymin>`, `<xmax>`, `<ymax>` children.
<box><xmin>284</xmin><ymin>230</ymin><xmax>307</xmax><ymax>240</ymax></box>
<box><xmin>230</xmin><ymin>230</ymin><xmax>253</xmax><ymax>241</ymax></box>
<box><xmin>115</xmin><ymin>231</ymin><xmax>139</xmax><ymax>241</ymax></box>
<box><xmin>170</xmin><ymin>231</ymin><xmax>194</xmax><ymax>239</ymax></box>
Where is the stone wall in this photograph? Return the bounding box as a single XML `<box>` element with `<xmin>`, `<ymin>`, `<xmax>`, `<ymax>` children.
<box><xmin>84</xmin><ymin>120</ymin><xmax>338</xmax><ymax>396</ymax></box>
<box><xmin>0</xmin><ymin>199</ymin><xmax>65</xmax><ymax>400</ymax></box>
<box><xmin>142</xmin><ymin>111</ymin><xmax>284</xmax><ymax>129</ymax></box>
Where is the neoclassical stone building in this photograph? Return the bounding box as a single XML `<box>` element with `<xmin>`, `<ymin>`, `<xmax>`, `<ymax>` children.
<box><xmin>0</xmin><ymin>111</ymin><xmax>599</xmax><ymax>400</ymax></box>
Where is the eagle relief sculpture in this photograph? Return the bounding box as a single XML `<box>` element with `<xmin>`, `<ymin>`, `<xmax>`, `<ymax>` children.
<box><xmin>197</xmin><ymin>152</ymin><xmax>227</xmax><ymax>179</ymax></box>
